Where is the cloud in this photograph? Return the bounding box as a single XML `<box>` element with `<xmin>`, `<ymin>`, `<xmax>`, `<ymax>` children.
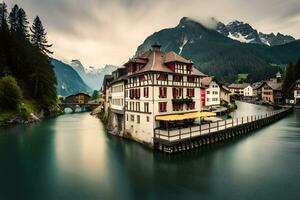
<box><xmin>7</xmin><ymin>0</ymin><xmax>300</xmax><ymax>68</ymax></box>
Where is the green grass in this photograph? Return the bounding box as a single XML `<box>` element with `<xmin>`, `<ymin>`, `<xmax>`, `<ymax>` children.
<box><xmin>0</xmin><ymin>110</ymin><xmax>14</xmax><ymax>122</ymax></box>
<box><xmin>235</xmin><ymin>73</ymin><xmax>248</xmax><ymax>83</ymax></box>
<box><xmin>19</xmin><ymin>99</ymin><xmax>39</xmax><ymax>117</ymax></box>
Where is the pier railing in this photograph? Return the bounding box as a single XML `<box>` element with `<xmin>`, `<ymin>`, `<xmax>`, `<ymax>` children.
<box><xmin>154</xmin><ymin>108</ymin><xmax>291</xmax><ymax>143</ymax></box>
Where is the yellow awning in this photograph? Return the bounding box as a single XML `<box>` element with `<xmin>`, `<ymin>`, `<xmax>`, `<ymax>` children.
<box><xmin>155</xmin><ymin>112</ymin><xmax>216</xmax><ymax>121</ymax></box>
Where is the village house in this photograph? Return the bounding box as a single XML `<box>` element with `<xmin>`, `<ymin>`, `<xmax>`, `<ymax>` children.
<box><xmin>252</xmin><ymin>81</ymin><xmax>264</xmax><ymax>99</ymax></box>
<box><xmin>200</xmin><ymin>76</ymin><xmax>221</xmax><ymax>108</ymax></box>
<box><xmin>220</xmin><ymin>85</ymin><xmax>232</xmax><ymax>104</ymax></box>
<box><xmin>104</xmin><ymin>44</ymin><xmax>209</xmax><ymax>145</ymax></box>
<box><xmin>260</xmin><ymin>72</ymin><xmax>283</xmax><ymax>104</ymax></box>
<box><xmin>65</xmin><ymin>93</ymin><xmax>91</xmax><ymax>104</ymax></box>
<box><xmin>227</xmin><ymin>83</ymin><xmax>254</xmax><ymax>101</ymax></box>
<box><xmin>292</xmin><ymin>79</ymin><xmax>300</xmax><ymax>105</ymax></box>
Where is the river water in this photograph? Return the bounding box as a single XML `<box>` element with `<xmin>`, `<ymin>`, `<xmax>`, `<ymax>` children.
<box><xmin>0</xmin><ymin>102</ymin><xmax>300</xmax><ymax>200</ymax></box>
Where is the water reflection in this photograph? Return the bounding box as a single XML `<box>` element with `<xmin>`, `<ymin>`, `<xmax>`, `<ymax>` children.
<box><xmin>0</xmin><ymin>103</ymin><xmax>300</xmax><ymax>200</ymax></box>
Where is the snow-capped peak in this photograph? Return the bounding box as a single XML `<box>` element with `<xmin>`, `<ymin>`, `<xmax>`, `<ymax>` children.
<box><xmin>216</xmin><ymin>20</ymin><xmax>295</xmax><ymax>46</ymax></box>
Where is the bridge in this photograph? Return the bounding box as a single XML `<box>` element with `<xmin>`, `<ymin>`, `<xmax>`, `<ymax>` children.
<box><xmin>59</xmin><ymin>102</ymin><xmax>100</xmax><ymax>113</ymax></box>
<box><xmin>59</xmin><ymin>92</ymin><xmax>99</xmax><ymax>113</ymax></box>
<box><xmin>154</xmin><ymin>107</ymin><xmax>292</xmax><ymax>153</ymax></box>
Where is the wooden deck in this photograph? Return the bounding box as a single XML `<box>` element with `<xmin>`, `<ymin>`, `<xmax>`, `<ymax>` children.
<box><xmin>154</xmin><ymin>107</ymin><xmax>292</xmax><ymax>153</ymax></box>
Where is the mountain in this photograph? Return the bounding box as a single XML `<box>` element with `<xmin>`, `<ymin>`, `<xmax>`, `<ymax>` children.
<box><xmin>69</xmin><ymin>60</ymin><xmax>118</xmax><ymax>90</ymax></box>
<box><xmin>216</xmin><ymin>20</ymin><xmax>295</xmax><ymax>46</ymax></box>
<box><xmin>137</xmin><ymin>17</ymin><xmax>300</xmax><ymax>82</ymax></box>
<box><xmin>51</xmin><ymin>59</ymin><xmax>91</xmax><ymax>96</ymax></box>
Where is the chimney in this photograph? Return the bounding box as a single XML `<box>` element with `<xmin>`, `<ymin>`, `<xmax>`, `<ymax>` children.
<box><xmin>151</xmin><ymin>43</ymin><xmax>161</xmax><ymax>51</ymax></box>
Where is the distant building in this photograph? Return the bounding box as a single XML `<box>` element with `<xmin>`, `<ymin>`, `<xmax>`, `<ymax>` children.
<box><xmin>200</xmin><ymin>76</ymin><xmax>220</xmax><ymax>107</ymax></box>
<box><xmin>227</xmin><ymin>83</ymin><xmax>250</xmax><ymax>96</ymax></box>
<box><xmin>220</xmin><ymin>85</ymin><xmax>232</xmax><ymax>103</ymax></box>
<box><xmin>252</xmin><ymin>81</ymin><xmax>264</xmax><ymax>99</ymax></box>
<box><xmin>65</xmin><ymin>93</ymin><xmax>91</xmax><ymax>104</ymax></box>
<box><xmin>292</xmin><ymin>79</ymin><xmax>300</xmax><ymax>105</ymax></box>
<box><xmin>261</xmin><ymin>80</ymin><xmax>282</xmax><ymax>103</ymax></box>
<box><xmin>260</xmin><ymin>72</ymin><xmax>283</xmax><ymax>104</ymax></box>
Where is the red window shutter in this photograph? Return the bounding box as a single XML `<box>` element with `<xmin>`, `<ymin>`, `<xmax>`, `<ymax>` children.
<box><xmin>164</xmin><ymin>87</ymin><xmax>167</xmax><ymax>98</ymax></box>
<box><xmin>146</xmin><ymin>87</ymin><xmax>148</xmax><ymax>97</ymax></box>
<box><xmin>159</xmin><ymin>87</ymin><xmax>162</xmax><ymax>97</ymax></box>
<box><xmin>173</xmin><ymin>88</ymin><xmax>175</xmax><ymax>97</ymax></box>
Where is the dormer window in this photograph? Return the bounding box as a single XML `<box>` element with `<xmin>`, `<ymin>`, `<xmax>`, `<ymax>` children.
<box><xmin>157</xmin><ymin>74</ymin><xmax>168</xmax><ymax>81</ymax></box>
<box><xmin>173</xmin><ymin>75</ymin><xmax>183</xmax><ymax>82</ymax></box>
<box><xmin>187</xmin><ymin>77</ymin><xmax>195</xmax><ymax>83</ymax></box>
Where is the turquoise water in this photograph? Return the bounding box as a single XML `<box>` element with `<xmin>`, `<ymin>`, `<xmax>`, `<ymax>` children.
<box><xmin>0</xmin><ymin>102</ymin><xmax>300</xmax><ymax>200</ymax></box>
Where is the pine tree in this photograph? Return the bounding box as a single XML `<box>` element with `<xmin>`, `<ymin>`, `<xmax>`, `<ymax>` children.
<box><xmin>30</xmin><ymin>16</ymin><xmax>53</xmax><ymax>55</ymax></box>
<box><xmin>16</xmin><ymin>8</ymin><xmax>29</xmax><ymax>38</ymax></box>
<box><xmin>0</xmin><ymin>2</ymin><xmax>8</xmax><ymax>31</ymax></box>
<box><xmin>8</xmin><ymin>4</ymin><xmax>18</xmax><ymax>32</ymax></box>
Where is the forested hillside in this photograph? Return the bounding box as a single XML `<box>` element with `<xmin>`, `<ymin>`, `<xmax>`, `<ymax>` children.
<box><xmin>137</xmin><ymin>17</ymin><xmax>300</xmax><ymax>82</ymax></box>
<box><xmin>0</xmin><ymin>2</ymin><xmax>57</xmax><ymax>121</ymax></box>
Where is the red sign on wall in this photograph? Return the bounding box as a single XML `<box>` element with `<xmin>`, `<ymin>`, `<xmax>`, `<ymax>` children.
<box><xmin>201</xmin><ymin>89</ymin><xmax>206</xmax><ymax>107</ymax></box>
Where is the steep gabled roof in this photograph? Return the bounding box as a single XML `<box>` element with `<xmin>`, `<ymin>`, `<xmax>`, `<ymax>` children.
<box><xmin>164</xmin><ymin>51</ymin><xmax>192</xmax><ymax>64</ymax></box>
<box><xmin>227</xmin><ymin>83</ymin><xmax>250</xmax><ymax>89</ymax></box>
<box><xmin>266</xmin><ymin>80</ymin><xmax>282</xmax><ymax>90</ymax></box>
<box><xmin>125</xmin><ymin>49</ymin><xmax>206</xmax><ymax>77</ymax></box>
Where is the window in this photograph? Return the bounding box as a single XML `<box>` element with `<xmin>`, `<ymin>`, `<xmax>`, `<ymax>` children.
<box><xmin>144</xmin><ymin>87</ymin><xmax>149</xmax><ymax>98</ymax></box>
<box><xmin>159</xmin><ymin>87</ymin><xmax>167</xmax><ymax>98</ymax></box>
<box><xmin>187</xmin><ymin>101</ymin><xmax>195</xmax><ymax>110</ymax></box>
<box><xmin>136</xmin><ymin>102</ymin><xmax>140</xmax><ymax>111</ymax></box>
<box><xmin>173</xmin><ymin>75</ymin><xmax>183</xmax><ymax>82</ymax></box>
<box><xmin>173</xmin><ymin>104</ymin><xmax>183</xmax><ymax>111</ymax></box>
<box><xmin>129</xmin><ymin>89</ymin><xmax>134</xmax><ymax>99</ymax></box>
<box><xmin>125</xmin><ymin>102</ymin><xmax>128</xmax><ymax>109</ymax></box>
<box><xmin>125</xmin><ymin>90</ymin><xmax>128</xmax><ymax>98</ymax></box>
<box><xmin>135</xmin><ymin>88</ymin><xmax>140</xmax><ymax>99</ymax></box>
<box><xmin>130</xmin><ymin>115</ymin><xmax>134</xmax><ymax>122</ymax></box>
<box><xmin>206</xmin><ymin>91</ymin><xmax>210</xmax><ymax>95</ymax></box>
<box><xmin>187</xmin><ymin>77</ymin><xmax>195</xmax><ymax>83</ymax></box>
<box><xmin>157</xmin><ymin>74</ymin><xmax>168</xmax><ymax>81</ymax></box>
<box><xmin>144</xmin><ymin>102</ymin><xmax>149</xmax><ymax>113</ymax></box>
<box><xmin>159</xmin><ymin>102</ymin><xmax>167</xmax><ymax>112</ymax></box>
<box><xmin>146</xmin><ymin>116</ymin><xmax>150</xmax><ymax>122</ymax></box>
<box><xmin>172</xmin><ymin>88</ymin><xmax>183</xmax><ymax>97</ymax></box>
<box><xmin>207</xmin><ymin>98</ymin><xmax>210</xmax><ymax>102</ymax></box>
<box><xmin>187</xmin><ymin>88</ymin><xmax>195</xmax><ymax>97</ymax></box>
<box><xmin>137</xmin><ymin>115</ymin><xmax>140</xmax><ymax>124</ymax></box>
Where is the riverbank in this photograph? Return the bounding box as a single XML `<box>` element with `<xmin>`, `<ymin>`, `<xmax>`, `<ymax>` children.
<box><xmin>0</xmin><ymin>100</ymin><xmax>62</xmax><ymax>127</ymax></box>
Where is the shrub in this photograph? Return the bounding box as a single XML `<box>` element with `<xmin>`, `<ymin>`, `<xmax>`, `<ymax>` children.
<box><xmin>0</xmin><ymin>76</ymin><xmax>22</xmax><ymax>110</ymax></box>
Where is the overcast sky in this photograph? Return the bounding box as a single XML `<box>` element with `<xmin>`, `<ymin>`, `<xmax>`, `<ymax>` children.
<box><xmin>7</xmin><ymin>0</ymin><xmax>300</xmax><ymax>68</ymax></box>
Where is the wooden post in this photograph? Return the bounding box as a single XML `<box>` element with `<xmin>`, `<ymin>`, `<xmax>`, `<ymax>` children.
<box><xmin>217</xmin><ymin>121</ymin><xmax>219</xmax><ymax>131</ymax></box>
<box><xmin>179</xmin><ymin>128</ymin><xmax>181</xmax><ymax>139</ymax></box>
<box><xmin>209</xmin><ymin>123</ymin><xmax>211</xmax><ymax>133</ymax></box>
<box><xmin>225</xmin><ymin>119</ymin><xmax>227</xmax><ymax>129</ymax></box>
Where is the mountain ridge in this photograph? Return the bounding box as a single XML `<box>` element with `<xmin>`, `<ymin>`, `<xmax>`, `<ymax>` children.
<box><xmin>69</xmin><ymin>60</ymin><xmax>118</xmax><ymax>90</ymax></box>
<box><xmin>136</xmin><ymin>17</ymin><xmax>300</xmax><ymax>82</ymax></box>
<box><xmin>51</xmin><ymin>59</ymin><xmax>91</xmax><ymax>96</ymax></box>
